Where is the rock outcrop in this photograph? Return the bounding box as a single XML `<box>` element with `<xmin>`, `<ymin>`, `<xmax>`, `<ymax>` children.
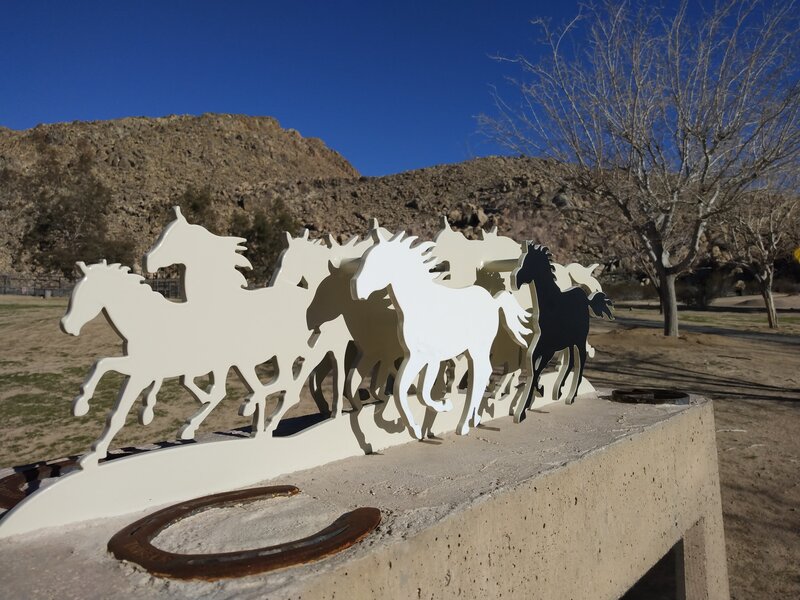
<box><xmin>0</xmin><ymin>114</ymin><xmax>602</xmax><ymax>276</ymax></box>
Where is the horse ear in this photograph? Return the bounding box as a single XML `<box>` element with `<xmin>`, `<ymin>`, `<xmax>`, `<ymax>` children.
<box><xmin>328</xmin><ymin>259</ymin><xmax>337</xmax><ymax>274</ymax></box>
<box><xmin>283</xmin><ymin>231</ymin><xmax>292</xmax><ymax>246</ymax></box>
<box><xmin>389</xmin><ymin>231</ymin><xmax>405</xmax><ymax>242</ymax></box>
<box><xmin>301</xmin><ymin>228</ymin><xmax>310</xmax><ymax>240</ymax></box>
<box><xmin>173</xmin><ymin>206</ymin><xmax>185</xmax><ymax>221</ymax></box>
<box><xmin>325</xmin><ymin>234</ymin><xmax>337</xmax><ymax>248</ymax></box>
<box><xmin>371</xmin><ymin>227</ymin><xmax>389</xmax><ymax>243</ymax></box>
<box><xmin>76</xmin><ymin>261</ymin><xmax>88</xmax><ymax>274</ymax></box>
<box><xmin>369</xmin><ymin>218</ymin><xmax>380</xmax><ymax>231</ymax></box>
<box><xmin>588</xmin><ymin>263</ymin><xmax>600</xmax><ymax>275</ymax></box>
<box><xmin>488</xmin><ymin>225</ymin><xmax>498</xmax><ymax>235</ymax></box>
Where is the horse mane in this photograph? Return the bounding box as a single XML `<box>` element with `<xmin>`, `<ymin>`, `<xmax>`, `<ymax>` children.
<box><xmin>185</xmin><ymin>225</ymin><xmax>252</xmax><ymax>289</ymax></box>
<box><xmin>523</xmin><ymin>244</ymin><xmax>557</xmax><ymax>280</ymax></box>
<box><xmin>380</xmin><ymin>234</ymin><xmax>438</xmax><ymax>281</ymax></box>
<box><xmin>83</xmin><ymin>261</ymin><xmax>154</xmax><ymax>292</ymax></box>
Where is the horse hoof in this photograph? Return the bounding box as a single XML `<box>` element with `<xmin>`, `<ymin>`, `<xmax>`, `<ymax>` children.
<box><xmin>78</xmin><ymin>453</ymin><xmax>99</xmax><ymax>469</ymax></box>
<box><xmin>515</xmin><ymin>410</ymin><xmax>527</xmax><ymax>423</ymax></box>
<box><xmin>410</xmin><ymin>424</ymin><xmax>423</xmax><ymax>440</ymax></box>
<box><xmin>72</xmin><ymin>397</ymin><xmax>89</xmax><ymax>417</ymax></box>
<box><xmin>457</xmin><ymin>423</ymin><xmax>469</xmax><ymax>435</ymax></box>
<box><xmin>178</xmin><ymin>424</ymin><xmax>196</xmax><ymax>440</ymax></box>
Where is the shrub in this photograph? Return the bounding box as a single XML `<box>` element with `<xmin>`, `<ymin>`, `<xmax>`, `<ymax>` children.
<box><xmin>229</xmin><ymin>198</ymin><xmax>299</xmax><ymax>284</ymax></box>
<box><xmin>24</xmin><ymin>149</ymin><xmax>135</xmax><ymax>277</ymax></box>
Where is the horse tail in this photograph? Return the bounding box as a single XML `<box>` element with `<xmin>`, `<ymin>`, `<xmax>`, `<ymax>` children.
<box><xmin>494</xmin><ymin>291</ymin><xmax>531</xmax><ymax>346</ymax></box>
<box><xmin>588</xmin><ymin>292</ymin><xmax>614</xmax><ymax>320</ymax></box>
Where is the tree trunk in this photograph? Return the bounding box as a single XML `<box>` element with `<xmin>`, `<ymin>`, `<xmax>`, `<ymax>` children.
<box><xmin>659</xmin><ymin>270</ymin><xmax>679</xmax><ymax>337</ymax></box>
<box><xmin>759</xmin><ymin>277</ymin><xmax>779</xmax><ymax>329</ymax></box>
<box><xmin>650</xmin><ymin>281</ymin><xmax>663</xmax><ymax>314</ymax></box>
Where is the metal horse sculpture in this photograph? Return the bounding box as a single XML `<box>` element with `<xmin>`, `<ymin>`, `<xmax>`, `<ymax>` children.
<box><xmin>512</xmin><ymin>244</ymin><xmax>613</xmax><ymax>422</ymax></box>
<box><xmin>61</xmin><ymin>261</ymin><xmax>312</xmax><ymax>466</ymax></box>
<box><xmin>271</xmin><ymin>222</ymin><xmax>399</xmax><ymax>408</ymax></box>
<box><xmin>144</xmin><ymin>208</ymin><xmax>352</xmax><ymax>432</ymax></box>
<box><xmin>352</xmin><ymin>230</ymin><xmax>531</xmax><ymax>439</ymax></box>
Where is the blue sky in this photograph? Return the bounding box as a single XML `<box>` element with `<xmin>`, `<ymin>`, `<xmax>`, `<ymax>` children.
<box><xmin>1</xmin><ymin>1</ymin><xmax>583</xmax><ymax>175</ymax></box>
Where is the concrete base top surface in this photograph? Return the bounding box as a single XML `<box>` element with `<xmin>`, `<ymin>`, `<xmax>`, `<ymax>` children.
<box><xmin>0</xmin><ymin>393</ymin><xmax>726</xmax><ymax>600</ymax></box>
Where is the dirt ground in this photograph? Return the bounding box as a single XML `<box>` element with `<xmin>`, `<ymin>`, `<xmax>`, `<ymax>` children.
<box><xmin>0</xmin><ymin>294</ymin><xmax>798</xmax><ymax>598</ymax></box>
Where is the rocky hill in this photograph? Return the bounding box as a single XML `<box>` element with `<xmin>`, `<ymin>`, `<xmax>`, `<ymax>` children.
<box><xmin>0</xmin><ymin>114</ymin><xmax>600</xmax><ymax>279</ymax></box>
<box><xmin>0</xmin><ymin>114</ymin><xmax>358</xmax><ymax>274</ymax></box>
<box><xmin>233</xmin><ymin>155</ymin><xmax>596</xmax><ymax>255</ymax></box>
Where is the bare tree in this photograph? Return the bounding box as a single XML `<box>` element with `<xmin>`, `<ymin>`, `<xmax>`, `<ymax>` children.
<box><xmin>728</xmin><ymin>187</ymin><xmax>799</xmax><ymax>328</ymax></box>
<box><xmin>480</xmin><ymin>0</ymin><xmax>800</xmax><ymax>335</ymax></box>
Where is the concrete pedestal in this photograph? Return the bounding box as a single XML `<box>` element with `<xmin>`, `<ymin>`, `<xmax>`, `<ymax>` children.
<box><xmin>0</xmin><ymin>393</ymin><xmax>729</xmax><ymax>599</ymax></box>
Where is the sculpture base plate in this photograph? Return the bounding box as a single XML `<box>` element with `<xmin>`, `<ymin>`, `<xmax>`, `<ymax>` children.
<box><xmin>0</xmin><ymin>371</ymin><xmax>590</xmax><ymax>539</ymax></box>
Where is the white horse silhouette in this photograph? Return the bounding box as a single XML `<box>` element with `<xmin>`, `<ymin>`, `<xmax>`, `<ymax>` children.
<box><xmin>145</xmin><ymin>208</ymin><xmax>351</xmax><ymax>430</ymax></box>
<box><xmin>352</xmin><ymin>230</ymin><xmax>530</xmax><ymax>439</ymax></box>
<box><xmin>61</xmin><ymin>261</ymin><xmax>326</xmax><ymax>466</ymax></box>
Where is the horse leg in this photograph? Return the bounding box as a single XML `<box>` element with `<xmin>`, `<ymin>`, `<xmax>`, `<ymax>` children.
<box><xmin>492</xmin><ymin>370</ymin><xmax>510</xmax><ymax>402</ymax></box>
<box><xmin>430</xmin><ymin>361</ymin><xmax>451</xmax><ymax>400</ymax></box>
<box><xmin>138</xmin><ymin>379</ymin><xmax>162</xmax><ymax>425</ymax></box>
<box><xmin>565</xmin><ymin>344</ymin><xmax>586</xmax><ymax>405</ymax></box>
<box><xmin>528</xmin><ymin>350</ymin><xmax>556</xmax><ymax>409</ymax></box>
<box><xmin>506</xmin><ymin>369</ymin><xmax>521</xmax><ymax>396</ymax></box>
<box><xmin>394</xmin><ymin>354</ymin><xmax>426</xmax><ymax>440</ymax></box>
<box><xmin>345</xmin><ymin>347</ymin><xmax>364</xmax><ymax>402</ymax></box>
<box><xmin>452</xmin><ymin>356</ymin><xmax>469</xmax><ymax>392</ymax></box>
<box><xmin>262</xmin><ymin>338</ymin><xmax>332</xmax><ymax>434</ymax></box>
<box><xmin>330</xmin><ymin>343</ymin><xmax>353</xmax><ymax>416</ymax></box>
<box><xmin>371</xmin><ymin>360</ymin><xmax>391</xmax><ymax>402</ymax></box>
<box><xmin>335</xmin><ymin>343</ymin><xmax>359</xmax><ymax>413</ymax></box>
<box><xmin>234</xmin><ymin>366</ymin><xmax>273</xmax><ymax>436</ymax></box>
<box><xmin>179</xmin><ymin>370</ymin><xmax>228</xmax><ymax>440</ymax></box>
<box><xmin>505</xmin><ymin>369</ymin><xmax>523</xmax><ymax>412</ymax></box>
<box><xmin>238</xmin><ymin>358</ymin><xmax>277</xmax><ymax>420</ymax></box>
<box><xmin>418</xmin><ymin>362</ymin><xmax>452</xmax><ymax>412</ymax></box>
<box><xmin>460</xmin><ymin>351</ymin><xmax>492</xmax><ymax>435</ymax></box>
<box><xmin>73</xmin><ymin>356</ymin><xmax>130</xmax><ymax>416</ymax></box>
<box><xmin>309</xmin><ymin>357</ymin><xmax>333</xmax><ymax>416</ymax></box>
<box><xmin>553</xmin><ymin>348</ymin><xmax>574</xmax><ymax>402</ymax></box>
<box><xmin>492</xmin><ymin>355</ymin><xmax>520</xmax><ymax>403</ymax></box>
<box><xmin>515</xmin><ymin>347</ymin><xmax>555</xmax><ymax>423</ymax></box>
<box><xmin>80</xmin><ymin>374</ymin><xmax>151</xmax><ymax>468</ymax></box>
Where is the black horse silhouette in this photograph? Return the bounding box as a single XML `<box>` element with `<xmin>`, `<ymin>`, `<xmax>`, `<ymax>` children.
<box><xmin>513</xmin><ymin>244</ymin><xmax>613</xmax><ymax>421</ymax></box>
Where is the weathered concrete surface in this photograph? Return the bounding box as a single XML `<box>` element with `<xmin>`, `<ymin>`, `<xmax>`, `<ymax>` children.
<box><xmin>0</xmin><ymin>393</ymin><xmax>728</xmax><ymax>599</ymax></box>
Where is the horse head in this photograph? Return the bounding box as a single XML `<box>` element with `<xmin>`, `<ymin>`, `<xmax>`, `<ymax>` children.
<box><xmin>61</xmin><ymin>261</ymin><xmax>140</xmax><ymax>336</ymax></box>
<box><xmin>270</xmin><ymin>228</ymin><xmax>329</xmax><ymax>289</ymax></box>
<box><xmin>145</xmin><ymin>206</ymin><xmax>251</xmax><ymax>273</ymax></box>
<box><xmin>513</xmin><ymin>243</ymin><xmax>555</xmax><ymax>290</ymax></box>
<box><xmin>353</xmin><ymin>231</ymin><xmax>435</xmax><ymax>301</ymax></box>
